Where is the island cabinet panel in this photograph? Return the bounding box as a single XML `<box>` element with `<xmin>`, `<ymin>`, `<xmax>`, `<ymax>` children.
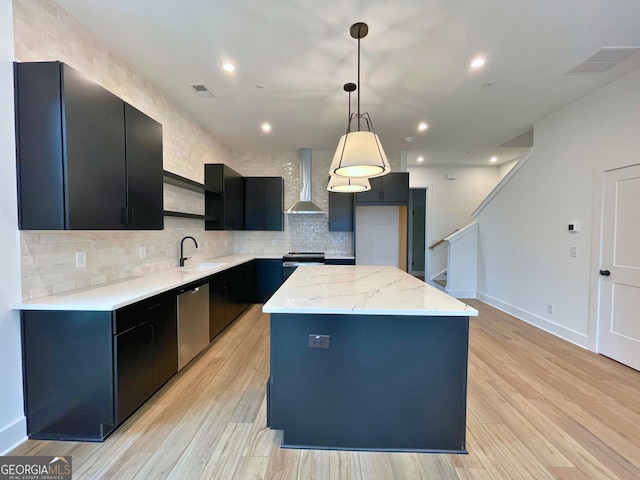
<box><xmin>268</xmin><ymin>312</ymin><xmax>469</xmax><ymax>452</ymax></box>
<box><xmin>244</xmin><ymin>177</ymin><xmax>284</xmax><ymax>231</ymax></box>
<box><xmin>354</xmin><ymin>172</ymin><xmax>409</xmax><ymax>206</ymax></box>
<box><xmin>204</xmin><ymin>164</ymin><xmax>245</xmax><ymax>230</ymax></box>
<box><xmin>20</xmin><ymin>291</ymin><xmax>177</xmax><ymax>441</ymax></box>
<box><xmin>14</xmin><ymin>61</ymin><xmax>163</xmax><ymax>230</ymax></box>
<box><xmin>328</xmin><ymin>192</ymin><xmax>354</xmax><ymax>231</ymax></box>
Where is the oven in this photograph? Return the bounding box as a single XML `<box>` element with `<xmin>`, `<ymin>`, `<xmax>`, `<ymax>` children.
<box><xmin>282</xmin><ymin>252</ymin><xmax>325</xmax><ymax>281</ymax></box>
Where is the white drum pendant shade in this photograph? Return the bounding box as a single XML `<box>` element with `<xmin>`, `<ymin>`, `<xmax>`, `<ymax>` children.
<box><xmin>327</xmin><ymin>174</ymin><xmax>371</xmax><ymax>192</ymax></box>
<box><xmin>330</xmin><ymin>131</ymin><xmax>391</xmax><ymax>178</ymax></box>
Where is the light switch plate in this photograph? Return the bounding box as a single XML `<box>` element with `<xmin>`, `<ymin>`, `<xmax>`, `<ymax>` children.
<box><xmin>75</xmin><ymin>251</ymin><xmax>87</xmax><ymax>268</ymax></box>
<box><xmin>138</xmin><ymin>246</ymin><xmax>146</xmax><ymax>259</ymax></box>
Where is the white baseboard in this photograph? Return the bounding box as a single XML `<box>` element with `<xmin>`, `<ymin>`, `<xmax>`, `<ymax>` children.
<box><xmin>446</xmin><ymin>288</ymin><xmax>476</xmax><ymax>299</ymax></box>
<box><xmin>476</xmin><ymin>291</ymin><xmax>590</xmax><ymax>349</ymax></box>
<box><xmin>0</xmin><ymin>416</ymin><xmax>27</xmax><ymax>455</ymax></box>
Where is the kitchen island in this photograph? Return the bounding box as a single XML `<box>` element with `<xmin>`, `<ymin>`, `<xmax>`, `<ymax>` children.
<box><xmin>263</xmin><ymin>265</ymin><xmax>478</xmax><ymax>453</ymax></box>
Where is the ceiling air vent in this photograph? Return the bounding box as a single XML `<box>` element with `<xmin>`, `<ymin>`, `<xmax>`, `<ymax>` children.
<box><xmin>189</xmin><ymin>84</ymin><xmax>215</xmax><ymax>98</ymax></box>
<box><xmin>566</xmin><ymin>47</ymin><xmax>640</xmax><ymax>75</ymax></box>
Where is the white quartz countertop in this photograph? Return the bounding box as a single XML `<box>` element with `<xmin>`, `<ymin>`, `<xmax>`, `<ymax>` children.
<box><xmin>262</xmin><ymin>265</ymin><xmax>478</xmax><ymax>316</ymax></box>
<box><xmin>13</xmin><ymin>254</ymin><xmax>259</xmax><ymax>311</ymax></box>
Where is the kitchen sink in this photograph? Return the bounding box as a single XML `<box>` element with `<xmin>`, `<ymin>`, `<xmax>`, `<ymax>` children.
<box><xmin>182</xmin><ymin>262</ymin><xmax>227</xmax><ymax>272</ymax></box>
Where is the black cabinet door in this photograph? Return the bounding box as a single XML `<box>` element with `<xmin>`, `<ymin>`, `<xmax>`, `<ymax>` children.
<box><xmin>115</xmin><ymin>321</ymin><xmax>155</xmax><ymax>424</ymax></box>
<box><xmin>354</xmin><ymin>177</ymin><xmax>383</xmax><ymax>203</ymax></box>
<box><xmin>150</xmin><ymin>304</ymin><xmax>178</xmax><ymax>390</ymax></box>
<box><xmin>209</xmin><ymin>283</ymin><xmax>232</xmax><ymax>340</ymax></box>
<box><xmin>226</xmin><ymin>169</ymin><xmax>245</xmax><ymax>230</ymax></box>
<box><xmin>355</xmin><ymin>173</ymin><xmax>409</xmax><ymax>205</ymax></box>
<box><xmin>15</xmin><ymin>62</ymin><xmax>127</xmax><ymax>229</ymax></box>
<box><xmin>328</xmin><ymin>192</ymin><xmax>354</xmax><ymax>231</ymax></box>
<box><xmin>264</xmin><ymin>177</ymin><xmax>284</xmax><ymax>231</ymax></box>
<box><xmin>380</xmin><ymin>172</ymin><xmax>409</xmax><ymax>203</ymax></box>
<box><xmin>245</xmin><ymin>177</ymin><xmax>284</xmax><ymax>231</ymax></box>
<box><xmin>256</xmin><ymin>259</ymin><xmax>283</xmax><ymax>302</ymax></box>
<box><xmin>63</xmin><ymin>64</ymin><xmax>128</xmax><ymax>229</ymax></box>
<box><xmin>244</xmin><ymin>177</ymin><xmax>265</xmax><ymax>230</ymax></box>
<box><xmin>205</xmin><ymin>164</ymin><xmax>244</xmax><ymax>230</ymax></box>
<box><xmin>124</xmin><ymin>103</ymin><xmax>164</xmax><ymax>230</ymax></box>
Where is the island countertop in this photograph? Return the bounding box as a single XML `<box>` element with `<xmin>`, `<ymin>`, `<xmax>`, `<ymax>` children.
<box><xmin>262</xmin><ymin>265</ymin><xmax>478</xmax><ymax>316</ymax></box>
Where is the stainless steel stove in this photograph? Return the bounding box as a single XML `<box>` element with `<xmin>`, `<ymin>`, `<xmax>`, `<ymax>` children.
<box><xmin>282</xmin><ymin>252</ymin><xmax>325</xmax><ymax>267</ymax></box>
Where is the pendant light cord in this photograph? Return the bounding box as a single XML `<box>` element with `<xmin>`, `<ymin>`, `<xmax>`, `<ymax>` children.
<box><xmin>357</xmin><ymin>31</ymin><xmax>361</xmax><ymax>131</ymax></box>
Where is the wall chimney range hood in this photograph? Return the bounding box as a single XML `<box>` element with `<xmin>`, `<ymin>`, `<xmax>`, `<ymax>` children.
<box><xmin>285</xmin><ymin>148</ymin><xmax>324</xmax><ymax>214</ymax></box>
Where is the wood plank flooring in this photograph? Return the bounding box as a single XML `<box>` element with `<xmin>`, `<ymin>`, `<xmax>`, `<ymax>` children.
<box><xmin>10</xmin><ymin>300</ymin><xmax>640</xmax><ymax>479</ymax></box>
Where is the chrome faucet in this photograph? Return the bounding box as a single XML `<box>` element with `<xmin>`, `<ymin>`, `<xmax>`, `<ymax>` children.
<box><xmin>179</xmin><ymin>236</ymin><xmax>198</xmax><ymax>267</ymax></box>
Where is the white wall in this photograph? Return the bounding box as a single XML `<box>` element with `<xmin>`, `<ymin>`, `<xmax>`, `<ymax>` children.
<box><xmin>0</xmin><ymin>0</ymin><xmax>26</xmax><ymax>454</ymax></box>
<box><xmin>476</xmin><ymin>65</ymin><xmax>640</xmax><ymax>348</ymax></box>
<box><xmin>407</xmin><ymin>165</ymin><xmax>499</xmax><ymax>282</ymax></box>
<box><xmin>499</xmin><ymin>159</ymin><xmax>519</xmax><ymax>179</ymax></box>
<box><xmin>355</xmin><ymin>206</ymin><xmax>400</xmax><ymax>266</ymax></box>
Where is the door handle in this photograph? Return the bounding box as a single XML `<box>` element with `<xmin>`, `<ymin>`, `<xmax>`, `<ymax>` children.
<box><xmin>149</xmin><ymin>324</ymin><xmax>157</xmax><ymax>344</ymax></box>
<box><xmin>599</xmin><ymin>269</ymin><xmax>611</xmax><ymax>276</ymax></box>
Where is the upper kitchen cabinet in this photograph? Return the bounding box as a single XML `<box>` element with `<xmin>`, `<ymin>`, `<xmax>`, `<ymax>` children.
<box><xmin>328</xmin><ymin>192</ymin><xmax>354</xmax><ymax>231</ymax></box>
<box><xmin>355</xmin><ymin>172</ymin><xmax>409</xmax><ymax>206</ymax></box>
<box><xmin>204</xmin><ymin>164</ymin><xmax>244</xmax><ymax>230</ymax></box>
<box><xmin>244</xmin><ymin>177</ymin><xmax>284</xmax><ymax>231</ymax></box>
<box><xmin>14</xmin><ymin>61</ymin><xmax>163</xmax><ymax>230</ymax></box>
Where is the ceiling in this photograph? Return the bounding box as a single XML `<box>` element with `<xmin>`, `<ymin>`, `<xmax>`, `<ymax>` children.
<box><xmin>53</xmin><ymin>0</ymin><xmax>640</xmax><ymax>166</ymax></box>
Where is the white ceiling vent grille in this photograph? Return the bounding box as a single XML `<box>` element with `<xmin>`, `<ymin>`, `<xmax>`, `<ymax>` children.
<box><xmin>189</xmin><ymin>84</ymin><xmax>215</xmax><ymax>98</ymax></box>
<box><xmin>567</xmin><ymin>47</ymin><xmax>640</xmax><ymax>75</ymax></box>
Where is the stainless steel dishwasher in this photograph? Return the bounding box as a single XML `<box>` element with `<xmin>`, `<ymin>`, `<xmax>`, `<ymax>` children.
<box><xmin>177</xmin><ymin>279</ymin><xmax>210</xmax><ymax>370</ymax></box>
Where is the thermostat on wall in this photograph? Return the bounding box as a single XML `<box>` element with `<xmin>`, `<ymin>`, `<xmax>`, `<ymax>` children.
<box><xmin>568</xmin><ymin>222</ymin><xmax>580</xmax><ymax>233</ymax></box>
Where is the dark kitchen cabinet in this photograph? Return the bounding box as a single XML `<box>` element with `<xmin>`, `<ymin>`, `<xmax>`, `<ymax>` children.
<box><xmin>14</xmin><ymin>61</ymin><xmax>163</xmax><ymax>230</ymax></box>
<box><xmin>20</xmin><ymin>291</ymin><xmax>177</xmax><ymax>441</ymax></box>
<box><xmin>205</xmin><ymin>164</ymin><xmax>244</xmax><ymax>230</ymax></box>
<box><xmin>325</xmin><ymin>258</ymin><xmax>356</xmax><ymax>265</ymax></box>
<box><xmin>355</xmin><ymin>172</ymin><xmax>409</xmax><ymax>206</ymax></box>
<box><xmin>328</xmin><ymin>192</ymin><xmax>354</xmax><ymax>231</ymax></box>
<box><xmin>256</xmin><ymin>259</ymin><xmax>283</xmax><ymax>302</ymax></box>
<box><xmin>124</xmin><ymin>103</ymin><xmax>164</xmax><ymax>229</ymax></box>
<box><xmin>245</xmin><ymin>177</ymin><xmax>284</xmax><ymax>231</ymax></box>
<box><xmin>114</xmin><ymin>292</ymin><xmax>177</xmax><ymax>423</ymax></box>
<box><xmin>209</xmin><ymin>261</ymin><xmax>255</xmax><ymax>340</ymax></box>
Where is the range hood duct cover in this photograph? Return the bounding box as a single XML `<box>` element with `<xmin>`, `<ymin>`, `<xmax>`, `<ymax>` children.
<box><xmin>285</xmin><ymin>148</ymin><xmax>324</xmax><ymax>214</ymax></box>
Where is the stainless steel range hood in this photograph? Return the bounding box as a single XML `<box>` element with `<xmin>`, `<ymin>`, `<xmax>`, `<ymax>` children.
<box><xmin>285</xmin><ymin>148</ymin><xmax>324</xmax><ymax>214</ymax></box>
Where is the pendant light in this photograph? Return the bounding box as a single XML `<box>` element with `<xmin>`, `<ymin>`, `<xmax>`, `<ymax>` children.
<box><xmin>327</xmin><ymin>83</ymin><xmax>371</xmax><ymax>193</ymax></box>
<box><xmin>329</xmin><ymin>22</ymin><xmax>391</xmax><ymax>179</ymax></box>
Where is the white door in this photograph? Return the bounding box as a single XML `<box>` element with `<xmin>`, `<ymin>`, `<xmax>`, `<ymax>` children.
<box><xmin>598</xmin><ymin>163</ymin><xmax>640</xmax><ymax>371</ymax></box>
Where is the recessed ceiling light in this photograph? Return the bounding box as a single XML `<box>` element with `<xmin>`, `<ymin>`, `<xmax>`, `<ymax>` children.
<box><xmin>418</xmin><ymin>122</ymin><xmax>428</xmax><ymax>132</ymax></box>
<box><xmin>417</xmin><ymin>156</ymin><xmax>425</xmax><ymax>162</ymax></box>
<box><xmin>470</xmin><ymin>56</ymin><xmax>487</xmax><ymax>69</ymax></box>
<box><xmin>222</xmin><ymin>62</ymin><xmax>235</xmax><ymax>72</ymax></box>
<box><xmin>261</xmin><ymin>122</ymin><xmax>271</xmax><ymax>133</ymax></box>
<box><xmin>490</xmin><ymin>156</ymin><xmax>497</xmax><ymax>163</ymax></box>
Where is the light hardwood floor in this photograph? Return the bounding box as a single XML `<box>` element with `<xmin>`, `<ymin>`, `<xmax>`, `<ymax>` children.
<box><xmin>10</xmin><ymin>300</ymin><xmax>640</xmax><ymax>479</ymax></box>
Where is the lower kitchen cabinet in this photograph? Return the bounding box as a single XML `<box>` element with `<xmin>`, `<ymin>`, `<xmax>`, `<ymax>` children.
<box><xmin>209</xmin><ymin>261</ymin><xmax>256</xmax><ymax>340</ymax></box>
<box><xmin>256</xmin><ymin>259</ymin><xmax>283</xmax><ymax>302</ymax></box>
<box><xmin>20</xmin><ymin>291</ymin><xmax>177</xmax><ymax>441</ymax></box>
<box><xmin>114</xmin><ymin>292</ymin><xmax>177</xmax><ymax>423</ymax></box>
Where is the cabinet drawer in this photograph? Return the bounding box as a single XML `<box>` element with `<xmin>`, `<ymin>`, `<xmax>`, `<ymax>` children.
<box><xmin>114</xmin><ymin>292</ymin><xmax>176</xmax><ymax>334</ymax></box>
